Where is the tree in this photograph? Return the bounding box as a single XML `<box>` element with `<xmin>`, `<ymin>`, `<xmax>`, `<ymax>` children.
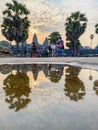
<box><xmin>48</xmin><ymin>31</ymin><xmax>61</xmax><ymax>44</ymax></box>
<box><xmin>1</xmin><ymin>0</ymin><xmax>30</xmax><ymax>54</ymax></box>
<box><xmin>65</xmin><ymin>11</ymin><xmax>87</xmax><ymax>56</ymax></box>
<box><xmin>95</xmin><ymin>24</ymin><xmax>98</xmax><ymax>46</ymax></box>
<box><xmin>95</xmin><ymin>24</ymin><xmax>98</xmax><ymax>34</ymax></box>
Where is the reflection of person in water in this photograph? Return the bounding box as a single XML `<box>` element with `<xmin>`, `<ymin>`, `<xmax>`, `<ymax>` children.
<box><xmin>48</xmin><ymin>64</ymin><xmax>64</xmax><ymax>83</ymax></box>
<box><xmin>64</xmin><ymin>66</ymin><xmax>85</xmax><ymax>102</ymax></box>
<box><xmin>3</xmin><ymin>71</ymin><xmax>31</xmax><ymax>111</ymax></box>
<box><xmin>93</xmin><ymin>80</ymin><xmax>98</xmax><ymax>96</ymax></box>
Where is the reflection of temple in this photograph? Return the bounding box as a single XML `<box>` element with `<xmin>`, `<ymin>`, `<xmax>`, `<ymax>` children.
<box><xmin>64</xmin><ymin>66</ymin><xmax>85</xmax><ymax>102</ymax></box>
<box><xmin>0</xmin><ymin>64</ymin><xmax>88</xmax><ymax>110</ymax></box>
<box><xmin>0</xmin><ymin>64</ymin><xmax>49</xmax><ymax>81</ymax></box>
<box><xmin>31</xmin><ymin>64</ymin><xmax>48</xmax><ymax>81</ymax></box>
<box><xmin>0</xmin><ymin>64</ymin><xmax>64</xmax><ymax>82</ymax></box>
<box><xmin>1</xmin><ymin>64</ymin><xmax>65</xmax><ymax>111</ymax></box>
<box><xmin>14</xmin><ymin>64</ymin><xmax>48</xmax><ymax>81</ymax></box>
<box><xmin>1</xmin><ymin>64</ymin><xmax>50</xmax><ymax>111</ymax></box>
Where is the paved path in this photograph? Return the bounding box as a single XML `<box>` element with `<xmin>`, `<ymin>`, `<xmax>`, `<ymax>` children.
<box><xmin>0</xmin><ymin>57</ymin><xmax>98</xmax><ymax>65</ymax></box>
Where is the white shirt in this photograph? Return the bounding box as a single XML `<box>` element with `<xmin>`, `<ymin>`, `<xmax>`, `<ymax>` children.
<box><xmin>51</xmin><ymin>44</ymin><xmax>56</xmax><ymax>50</ymax></box>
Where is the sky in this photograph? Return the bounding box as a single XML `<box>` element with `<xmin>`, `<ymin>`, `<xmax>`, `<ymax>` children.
<box><xmin>0</xmin><ymin>0</ymin><xmax>98</xmax><ymax>48</ymax></box>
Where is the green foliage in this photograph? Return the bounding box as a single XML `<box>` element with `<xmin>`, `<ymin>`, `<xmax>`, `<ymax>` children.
<box><xmin>48</xmin><ymin>31</ymin><xmax>61</xmax><ymax>44</ymax></box>
<box><xmin>65</xmin><ymin>11</ymin><xmax>87</xmax><ymax>51</ymax></box>
<box><xmin>95</xmin><ymin>24</ymin><xmax>98</xmax><ymax>34</ymax></box>
<box><xmin>1</xmin><ymin>0</ymin><xmax>30</xmax><ymax>43</ymax></box>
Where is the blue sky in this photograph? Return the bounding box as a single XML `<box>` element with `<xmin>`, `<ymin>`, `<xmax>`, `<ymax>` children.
<box><xmin>0</xmin><ymin>0</ymin><xmax>98</xmax><ymax>48</ymax></box>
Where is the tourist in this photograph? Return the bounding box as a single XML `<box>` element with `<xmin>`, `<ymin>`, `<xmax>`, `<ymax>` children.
<box><xmin>56</xmin><ymin>37</ymin><xmax>64</xmax><ymax>56</ymax></box>
<box><xmin>50</xmin><ymin>42</ymin><xmax>56</xmax><ymax>57</ymax></box>
<box><xmin>32</xmin><ymin>42</ymin><xmax>37</xmax><ymax>57</ymax></box>
<box><xmin>48</xmin><ymin>43</ymin><xmax>52</xmax><ymax>57</ymax></box>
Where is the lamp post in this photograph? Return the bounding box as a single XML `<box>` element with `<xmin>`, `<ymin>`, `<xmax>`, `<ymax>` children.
<box><xmin>90</xmin><ymin>34</ymin><xmax>94</xmax><ymax>49</ymax></box>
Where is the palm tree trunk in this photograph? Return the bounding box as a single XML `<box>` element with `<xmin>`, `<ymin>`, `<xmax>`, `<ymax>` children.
<box><xmin>73</xmin><ymin>40</ymin><xmax>77</xmax><ymax>56</ymax></box>
<box><xmin>16</xmin><ymin>35</ymin><xmax>19</xmax><ymax>55</ymax></box>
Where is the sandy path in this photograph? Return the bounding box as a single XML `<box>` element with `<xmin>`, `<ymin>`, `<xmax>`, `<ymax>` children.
<box><xmin>0</xmin><ymin>57</ymin><xmax>98</xmax><ymax>70</ymax></box>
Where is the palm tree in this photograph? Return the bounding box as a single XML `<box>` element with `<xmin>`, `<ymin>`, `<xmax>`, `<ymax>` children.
<box><xmin>65</xmin><ymin>11</ymin><xmax>87</xmax><ymax>56</ymax></box>
<box><xmin>48</xmin><ymin>31</ymin><xmax>61</xmax><ymax>44</ymax></box>
<box><xmin>95</xmin><ymin>24</ymin><xmax>98</xmax><ymax>34</ymax></box>
<box><xmin>1</xmin><ymin>0</ymin><xmax>30</xmax><ymax>54</ymax></box>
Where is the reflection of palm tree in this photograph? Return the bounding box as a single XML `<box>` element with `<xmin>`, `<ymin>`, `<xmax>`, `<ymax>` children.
<box><xmin>64</xmin><ymin>66</ymin><xmax>85</xmax><ymax>101</ymax></box>
<box><xmin>93</xmin><ymin>80</ymin><xmax>98</xmax><ymax>96</ymax></box>
<box><xmin>48</xmin><ymin>64</ymin><xmax>64</xmax><ymax>83</ymax></box>
<box><xmin>3</xmin><ymin>72</ymin><xmax>31</xmax><ymax>111</ymax></box>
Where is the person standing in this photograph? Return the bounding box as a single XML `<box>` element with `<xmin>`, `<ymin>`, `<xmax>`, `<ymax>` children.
<box><xmin>32</xmin><ymin>42</ymin><xmax>37</xmax><ymax>57</ymax></box>
<box><xmin>48</xmin><ymin>43</ymin><xmax>52</xmax><ymax>57</ymax></box>
<box><xmin>50</xmin><ymin>42</ymin><xmax>56</xmax><ymax>57</ymax></box>
<box><xmin>56</xmin><ymin>37</ymin><xmax>64</xmax><ymax>56</ymax></box>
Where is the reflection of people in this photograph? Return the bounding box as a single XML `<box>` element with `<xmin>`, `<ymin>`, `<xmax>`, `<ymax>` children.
<box><xmin>48</xmin><ymin>64</ymin><xmax>64</xmax><ymax>83</ymax></box>
<box><xmin>50</xmin><ymin>66</ymin><xmax>56</xmax><ymax>72</ymax></box>
<box><xmin>48</xmin><ymin>43</ymin><xmax>52</xmax><ymax>57</ymax></box>
<box><xmin>64</xmin><ymin>66</ymin><xmax>85</xmax><ymax>101</ymax></box>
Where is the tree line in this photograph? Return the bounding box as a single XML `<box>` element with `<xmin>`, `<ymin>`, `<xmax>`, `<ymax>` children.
<box><xmin>1</xmin><ymin>0</ymin><xmax>98</xmax><ymax>55</ymax></box>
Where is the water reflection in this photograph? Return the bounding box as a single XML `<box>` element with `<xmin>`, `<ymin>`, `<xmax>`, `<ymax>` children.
<box><xmin>0</xmin><ymin>64</ymin><xmax>64</xmax><ymax>83</ymax></box>
<box><xmin>0</xmin><ymin>64</ymin><xmax>98</xmax><ymax>111</ymax></box>
<box><xmin>0</xmin><ymin>64</ymin><xmax>12</xmax><ymax>74</ymax></box>
<box><xmin>1</xmin><ymin>64</ymin><xmax>98</xmax><ymax>130</ymax></box>
<box><xmin>64</xmin><ymin>66</ymin><xmax>85</xmax><ymax>101</ymax></box>
<box><xmin>31</xmin><ymin>64</ymin><xmax>48</xmax><ymax>81</ymax></box>
<box><xmin>1</xmin><ymin>64</ymin><xmax>50</xmax><ymax>111</ymax></box>
<box><xmin>89</xmin><ymin>69</ymin><xmax>93</xmax><ymax>80</ymax></box>
<box><xmin>93</xmin><ymin>80</ymin><xmax>98</xmax><ymax>96</ymax></box>
<box><xmin>3</xmin><ymin>68</ymin><xmax>31</xmax><ymax>111</ymax></box>
<box><xmin>48</xmin><ymin>64</ymin><xmax>64</xmax><ymax>83</ymax></box>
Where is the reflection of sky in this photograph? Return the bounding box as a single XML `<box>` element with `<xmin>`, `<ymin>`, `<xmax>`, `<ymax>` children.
<box><xmin>0</xmin><ymin>65</ymin><xmax>98</xmax><ymax>129</ymax></box>
<box><xmin>0</xmin><ymin>0</ymin><xmax>98</xmax><ymax>47</ymax></box>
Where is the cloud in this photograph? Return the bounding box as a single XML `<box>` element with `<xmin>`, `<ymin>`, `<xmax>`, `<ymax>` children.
<box><xmin>0</xmin><ymin>0</ymin><xmax>98</xmax><ymax>46</ymax></box>
<box><xmin>23</xmin><ymin>0</ymin><xmax>65</xmax><ymax>33</ymax></box>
